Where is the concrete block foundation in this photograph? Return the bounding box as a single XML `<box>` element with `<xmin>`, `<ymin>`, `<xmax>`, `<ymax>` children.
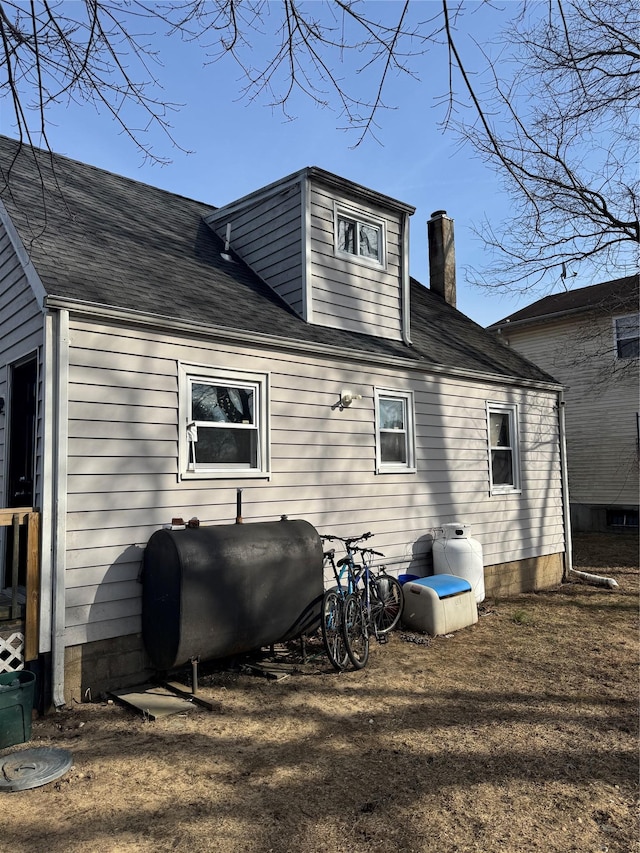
<box><xmin>63</xmin><ymin>633</ymin><xmax>153</xmax><ymax>707</ymax></box>
<box><xmin>484</xmin><ymin>552</ymin><xmax>564</xmax><ymax>598</ymax></box>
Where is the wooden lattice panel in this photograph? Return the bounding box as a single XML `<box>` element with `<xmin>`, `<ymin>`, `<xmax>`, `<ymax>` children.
<box><xmin>0</xmin><ymin>632</ymin><xmax>25</xmax><ymax>672</ymax></box>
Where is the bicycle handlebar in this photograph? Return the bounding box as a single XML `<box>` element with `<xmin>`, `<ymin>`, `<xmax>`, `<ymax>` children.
<box><xmin>321</xmin><ymin>532</ymin><xmax>373</xmax><ymax>546</ymax></box>
<box><xmin>342</xmin><ymin>532</ymin><xmax>373</xmax><ymax>546</ymax></box>
<box><xmin>337</xmin><ymin>547</ymin><xmax>385</xmax><ymax>567</ymax></box>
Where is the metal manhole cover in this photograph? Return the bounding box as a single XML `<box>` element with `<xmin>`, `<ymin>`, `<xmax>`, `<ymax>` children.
<box><xmin>0</xmin><ymin>747</ymin><xmax>73</xmax><ymax>792</ymax></box>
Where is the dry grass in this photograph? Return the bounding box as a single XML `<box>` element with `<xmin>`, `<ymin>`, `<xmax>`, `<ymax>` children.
<box><xmin>2</xmin><ymin>532</ymin><xmax>638</xmax><ymax>853</ymax></box>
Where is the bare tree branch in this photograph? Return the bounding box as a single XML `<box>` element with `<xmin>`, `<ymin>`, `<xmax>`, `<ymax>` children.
<box><xmin>449</xmin><ymin>0</ymin><xmax>639</xmax><ymax>294</ymax></box>
<box><xmin>0</xmin><ymin>0</ymin><xmax>637</xmax><ymax>296</ymax></box>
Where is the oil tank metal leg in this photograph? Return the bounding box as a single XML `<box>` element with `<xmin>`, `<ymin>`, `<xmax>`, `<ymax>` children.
<box><xmin>190</xmin><ymin>656</ymin><xmax>199</xmax><ymax>696</ymax></box>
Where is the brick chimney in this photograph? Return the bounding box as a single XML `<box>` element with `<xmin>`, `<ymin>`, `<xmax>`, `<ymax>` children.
<box><xmin>427</xmin><ymin>210</ymin><xmax>456</xmax><ymax>308</ymax></box>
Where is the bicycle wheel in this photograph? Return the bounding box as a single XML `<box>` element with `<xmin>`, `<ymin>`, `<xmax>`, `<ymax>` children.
<box><xmin>370</xmin><ymin>575</ymin><xmax>404</xmax><ymax>635</ymax></box>
<box><xmin>321</xmin><ymin>589</ymin><xmax>349</xmax><ymax>671</ymax></box>
<box><xmin>342</xmin><ymin>592</ymin><xmax>369</xmax><ymax>669</ymax></box>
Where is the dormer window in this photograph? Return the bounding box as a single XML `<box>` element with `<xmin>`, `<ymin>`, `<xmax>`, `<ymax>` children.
<box><xmin>335</xmin><ymin>204</ymin><xmax>385</xmax><ymax>268</ymax></box>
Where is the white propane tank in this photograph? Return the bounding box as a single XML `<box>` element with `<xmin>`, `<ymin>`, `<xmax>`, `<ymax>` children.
<box><xmin>433</xmin><ymin>523</ymin><xmax>485</xmax><ymax>603</ymax></box>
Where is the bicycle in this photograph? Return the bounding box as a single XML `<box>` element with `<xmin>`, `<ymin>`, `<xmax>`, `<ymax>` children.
<box><xmin>321</xmin><ymin>533</ymin><xmax>374</xmax><ymax>670</ymax></box>
<box><xmin>322</xmin><ymin>532</ymin><xmax>404</xmax><ymax>670</ymax></box>
<box><xmin>320</xmin><ymin>545</ymin><xmax>350</xmax><ymax>671</ymax></box>
<box><xmin>325</xmin><ymin>532</ymin><xmax>373</xmax><ymax>669</ymax></box>
<box><xmin>354</xmin><ymin>546</ymin><xmax>404</xmax><ymax>638</ymax></box>
<box><xmin>338</xmin><ymin>533</ymin><xmax>404</xmax><ymax>652</ymax></box>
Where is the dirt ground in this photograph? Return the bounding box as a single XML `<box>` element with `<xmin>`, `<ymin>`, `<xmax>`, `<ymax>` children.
<box><xmin>2</xmin><ymin>532</ymin><xmax>638</xmax><ymax>853</ymax></box>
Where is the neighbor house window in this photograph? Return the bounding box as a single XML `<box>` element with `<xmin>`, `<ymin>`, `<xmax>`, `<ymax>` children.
<box><xmin>375</xmin><ymin>389</ymin><xmax>416</xmax><ymax>472</ymax></box>
<box><xmin>487</xmin><ymin>403</ymin><xmax>520</xmax><ymax>493</ymax></box>
<box><xmin>606</xmin><ymin>508</ymin><xmax>639</xmax><ymax>529</ymax></box>
<box><xmin>335</xmin><ymin>204</ymin><xmax>385</xmax><ymax>267</ymax></box>
<box><xmin>614</xmin><ymin>314</ymin><xmax>639</xmax><ymax>359</ymax></box>
<box><xmin>179</xmin><ymin>364</ymin><xmax>269</xmax><ymax>478</ymax></box>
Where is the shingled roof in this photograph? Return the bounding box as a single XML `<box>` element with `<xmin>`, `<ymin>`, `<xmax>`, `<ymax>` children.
<box><xmin>489</xmin><ymin>275</ymin><xmax>639</xmax><ymax>330</ymax></box>
<box><xmin>0</xmin><ymin>134</ymin><xmax>556</xmax><ymax>385</ymax></box>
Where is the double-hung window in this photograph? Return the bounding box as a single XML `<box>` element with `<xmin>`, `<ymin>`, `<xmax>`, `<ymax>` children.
<box><xmin>179</xmin><ymin>364</ymin><xmax>269</xmax><ymax>478</ymax></box>
<box><xmin>335</xmin><ymin>204</ymin><xmax>385</xmax><ymax>267</ymax></box>
<box><xmin>375</xmin><ymin>389</ymin><xmax>416</xmax><ymax>473</ymax></box>
<box><xmin>487</xmin><ymin>402</ymin><xmax>520</xmax><ymax>494</ymax></box>
<box><xmin>614</xmin><ymin>314</ymin><xmax>639</xmax><ymax>359</ymax></box>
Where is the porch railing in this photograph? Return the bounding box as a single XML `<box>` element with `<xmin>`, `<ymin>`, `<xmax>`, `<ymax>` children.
<box><xmin>0</xmin><ymin>507</ymin><xmax>40</xmax><ymax>662</ymax></box>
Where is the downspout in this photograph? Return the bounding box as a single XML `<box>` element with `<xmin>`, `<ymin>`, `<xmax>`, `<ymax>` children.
<box><xmin>301</xmin><ymin>173</ymin><xmax>312</xmax><ymax>324</ymax></box>
<box><xmin>401</xmin><ymin>210</ymin><xmax>412</xmax><ymax>346</ymax></box>
<box><xmin>51</xmin><ymin>308</ymin><xmax>70</xmax><ymax>707</ymax></box>
<box><xmin>558</xmin><ymin>390</ymin><xmax>573</xmax><ymax>582</ymax></box>
<box><xmin>39</xmin><ymin>316</ymin><xmax>55</xmax><ymax>660</ymax></box>
<box><xmin>558</xmin><ymin>389</ymin><xmax>618</xmax><ymax>589</ymax></box>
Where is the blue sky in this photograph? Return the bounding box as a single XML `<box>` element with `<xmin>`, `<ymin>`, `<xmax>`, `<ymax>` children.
<box><xmin>10</xmin><ymin>2</ymin><xmax>557</xmax><ymax>327</ymax></box>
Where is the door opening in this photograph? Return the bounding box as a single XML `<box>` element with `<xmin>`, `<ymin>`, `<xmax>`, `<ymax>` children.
<box><xmin>4</xmin><ymin>356</ymin><xmax>37</xmax><ymax>590</ymax></box>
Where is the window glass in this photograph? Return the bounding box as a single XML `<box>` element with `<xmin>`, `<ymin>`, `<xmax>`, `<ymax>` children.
<box><xmin>491</xmin><ymin>449</ymin><xmax>514</xmax><ymax>486</ymax></box>
<box><xmin>195</xmin><ymin>425</ymin><xmax>257</xmax><ymax>468</ymax></box>
<box><xmin>488</xmin><ymin>404</ymin><xmax>520</xmax><ymax>492</ymax></box>
<box><xmin>192</xmin><ymin>384</ymin><xmax>254</xmax><ymax>424</ymax></box>
<box><xmin>338</xmin><ymin>217</ymin><xmax>356</xmax><ymax>254</ymax></box>
<box><xmin>359</xmin><ymin>223</ymin><xmax>380</xmax><ymax>260</ymax></box>
<box><xmin>181</xmin><ymin>370</ymin><xmax>268</xmax><ymax>477</ymax></box>
<box><xmin>615</xmin><ymin>314</ymin><xmax>639</xmax><ymax>359</ymax></box>
<box><xmin>190</xmin><ymin>382</ymin><xmax>257</xmax><ymax>469</ymax></box>
<box><xmin>490</xmin><ymin>411</ymin><xmax>510</xmax><ymax>448</ymax></box>
<box><xmin>376</xmin><ymin>391</ymin><xmax>414</xmax><ymax>471</ymax></box>
<box><xmin>336</xmin><ymin>209</ymin><xmax>384</xmax><ymax>265</ymax></box>
<box><xmin>381</xmin><ymin>432</ymin><xmax>407</xmax><ymax>465</ymax></box>
<box><xmin>379</xmin><ymin>398</ymin><xmax>405</xmax><ymax>431</ymax></box>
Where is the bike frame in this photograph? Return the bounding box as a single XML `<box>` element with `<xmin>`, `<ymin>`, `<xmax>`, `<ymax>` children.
<box><xmin>323</xmin><ymin>533</ymin><xmax>387</xmax><ymax>633</ymax></box>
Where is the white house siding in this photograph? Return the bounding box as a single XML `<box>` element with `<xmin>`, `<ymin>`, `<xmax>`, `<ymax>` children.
<box><xmin>502</xmin><ymin>317</ymin><xmax>639</xmax><ymax>508</ymax></box>
<box><xmin>308</xmin><ymin>182</ymin><xmax>404</xmax><ymax>341</ymax></box>
<box><xmin>0</xmin><ymin>227</ymin><xmax>44</xmax><ymax>511</ymax></box>
<box><xmin>62</xmin><ymin>315</ymin><xmax>564</xmax><ymax>648</ymax></box>
<box><xmin>207</xmin><ymin>182</ymin><xmax>305</xmax><ymax>316</ymax></box>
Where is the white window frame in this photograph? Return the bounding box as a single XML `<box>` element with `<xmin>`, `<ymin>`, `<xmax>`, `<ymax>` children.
<box><xmin>334</xmin><ymin>202</ymin><xmax>386</xmax><ymax>269</ymax></box>
<box><xmin>178</xmin><ymin>362</ymin><xmax>270</xmax><ymax>480</ymax></box>
<box><xmin>487</xmin><ymin>402</ymin><xmax>521</xmax><ymax>495</ymax></box>
<box><xmin>375</xmin><ymin>389</ymin><xmax>416</xmax><ymax>473</ymax></box>
<box><xmin>613</xmin><ymin>313</ymin><xmax>639</xmax><ymax>360</ymax></box>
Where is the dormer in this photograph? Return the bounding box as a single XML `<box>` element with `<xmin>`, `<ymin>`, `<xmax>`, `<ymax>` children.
<box><xmin>204</xmin><ymin>168</ymin><xmax>415</xmax><ymax>344</ymax></box>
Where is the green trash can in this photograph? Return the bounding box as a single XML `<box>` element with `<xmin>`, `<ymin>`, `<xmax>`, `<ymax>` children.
<box><xmin>0</xmin><ymin>670</ymin><xmax>36</xmax><ymax>749</ymax></box>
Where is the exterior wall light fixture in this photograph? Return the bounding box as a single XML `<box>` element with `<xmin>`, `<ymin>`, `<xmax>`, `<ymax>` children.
<box><xmin>339</xmin><ymin>389</ymin><xmax>362</xmax><ymax>409</ymax></box>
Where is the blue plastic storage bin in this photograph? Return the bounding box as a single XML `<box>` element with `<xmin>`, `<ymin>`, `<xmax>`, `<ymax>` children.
<box><xmin>398</xmin><ymin>574</ymin><xmax>420</xmax><ymax>585</ymax></box>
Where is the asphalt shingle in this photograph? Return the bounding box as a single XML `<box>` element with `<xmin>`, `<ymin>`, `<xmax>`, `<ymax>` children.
<box><xmin>489</xmin><ymin>276</ymin><xmax>639</xmax><ymax>328</ymax></box>
<box><xmin>0</xmin><ymin>135</ymin><xmax>555</xmax><ymax>384</ymax></box>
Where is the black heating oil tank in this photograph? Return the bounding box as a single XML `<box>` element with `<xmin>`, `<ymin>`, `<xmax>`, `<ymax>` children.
<box><xmin>142</xmin><ymin>518</ymin><xmax>323</xmax><ymax>672</ymax></box>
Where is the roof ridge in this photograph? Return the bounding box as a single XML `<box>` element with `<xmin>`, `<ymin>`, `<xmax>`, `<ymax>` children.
<box><xmin>489</xmin><ymin>274</ymin><xmax>639</xmax><ymax>328</ymax></box>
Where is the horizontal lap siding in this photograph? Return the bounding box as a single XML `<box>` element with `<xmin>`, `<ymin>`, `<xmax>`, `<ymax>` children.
<box><xmin>505</xmin><ymin>319</ymin><xmax>639</xmax><ymax>506</ymax></box>
<box><xmin>63</xmin><ymin>319</ymin><xmax>564</xmax><ymax>646</ymax></box>
<box><xmin>309</xmin><ymin>184</ymin><xmax>404</xmax><ymax>340</ymax></box>
<box><xmin>208</xmin><ymin>184</ymin><xmax>304</xmax><ymax>315</ymax></box>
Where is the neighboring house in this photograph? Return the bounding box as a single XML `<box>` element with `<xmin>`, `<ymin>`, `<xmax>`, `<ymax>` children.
<box><xmin>489</xmin><ymin>276</ymin><xmax>640</xmax><ymax>533</ymax></box>
<box><xmin>0</xmin><ymin>136</ymin><xmax>567</xmax><ymax>707</ymax></box>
